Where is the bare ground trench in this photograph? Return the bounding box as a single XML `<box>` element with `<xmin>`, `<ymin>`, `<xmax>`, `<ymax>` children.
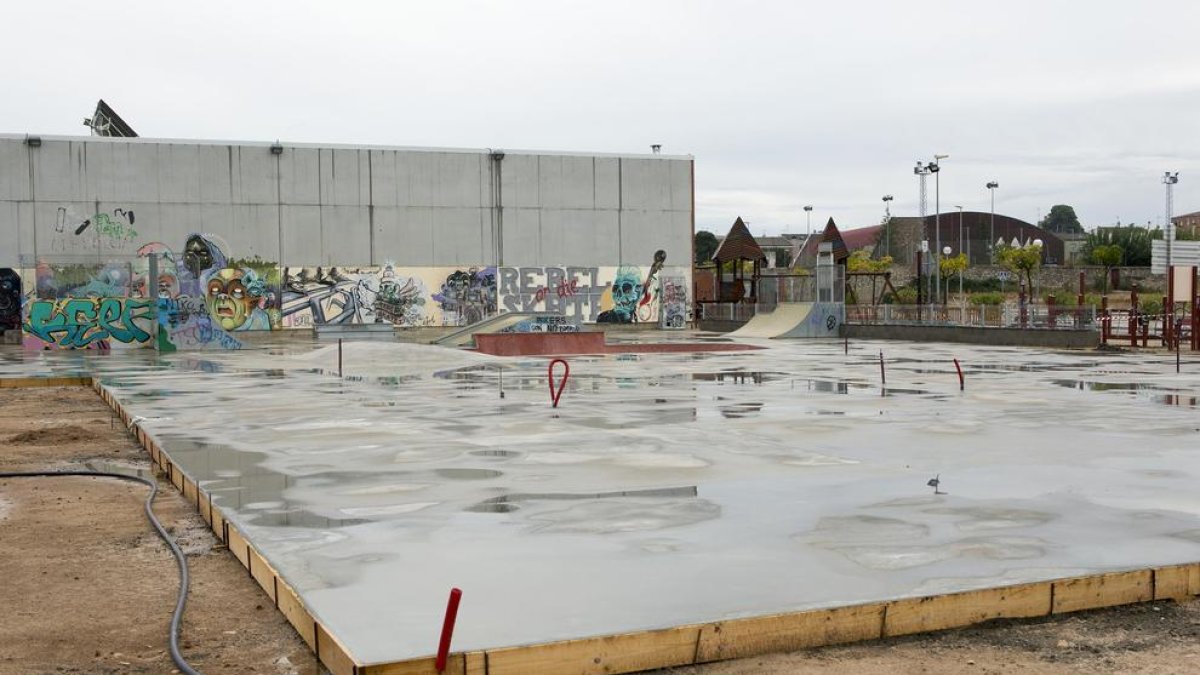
<box><xmin>0</xmin><ymin>386</ymin><xmax>1197</xmax><ymax>675</ymax></box>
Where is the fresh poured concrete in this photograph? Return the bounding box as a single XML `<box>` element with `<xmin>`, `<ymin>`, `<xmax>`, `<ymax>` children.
<box><xmin>7</xmin><ymin>339</ymin><xmax>1200</xmax><ymax>665</ymax></box>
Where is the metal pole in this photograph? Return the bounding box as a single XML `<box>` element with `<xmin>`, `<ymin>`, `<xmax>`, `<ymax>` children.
<box><xmin>935</xmin><ymin>166</ymin><xmax>941</xmax><ymax>303</ymax></box>
<box><xmin>958</xmin><ymin>207</ymin><xmax>964</xmax><ymax>303</ymax></box>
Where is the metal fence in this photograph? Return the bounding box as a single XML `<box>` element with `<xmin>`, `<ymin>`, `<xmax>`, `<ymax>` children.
<box><xmin>846</xmin><ymin>304</ymin><xmax>1098</xmax><ymax>331</ymax></box>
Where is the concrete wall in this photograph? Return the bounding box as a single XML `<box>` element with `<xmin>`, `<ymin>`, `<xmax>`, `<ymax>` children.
<box><xmin>1</xmin><ymin>135</ymin><xmax>692</xmax><ymax>269</ymax></box>
<box><xmin>2</xmin><ymin>135</ymin><xmax>693</xmax><ymax>348</ymax></box>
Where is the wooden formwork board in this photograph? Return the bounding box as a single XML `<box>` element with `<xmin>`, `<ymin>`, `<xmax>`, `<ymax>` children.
<box><xmin>0</xmin><ymin>375</ymin><xmax>91</xmax><ymax>388</ymax></box>
<box><xmin>94</xmin><ymin>382</ymin><xmax>1200</xmax><ymax>675</ymax></box>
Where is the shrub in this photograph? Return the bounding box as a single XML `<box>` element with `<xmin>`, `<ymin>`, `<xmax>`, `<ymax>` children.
<box><xmin>893</xmin><ymin>287</ymin><xmax>918</xmax><ymax>304</ymax></box>
<box><xmin>970</xmin><ymin>292</ymin><xmax>1005</xmax><ymax>306</ymax></box>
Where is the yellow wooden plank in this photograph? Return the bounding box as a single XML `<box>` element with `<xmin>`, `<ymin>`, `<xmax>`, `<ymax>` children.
<box><xmin>247</xmin><ymin>546</ymin><xmax>278</xmax><ymax>603</ymax></box>
<box><xmin>486</xmin><ymin>625</ymin><xmax>702</xmax><ymax>675</ymax></box>
<box><xmin>316</xmin><ymin>622</ymin><xmax>360</xmax><ymax>675</ymax></box>
<box><xmin>696</xmin><ymin>602</ymin><xmax>884</xmax><ymax>663</ymax></box>
<box><xmin>182</xmin><ymin>476</ymin><xmax>198</xmax><ymax>507</ymax></box>
<box><xmin>197</xmin><ymin>489</ymin><xmax>212</xmax><ymax>526</ymax></box>
<box><xmin>275</xmin><ymin>578</ymin><xmax>317</xmax><ymax>651</ymax></box>
<box><xmin>884</xmin><ymin>583</ymin><xmax>1050</xmax><ymax>637</ymax></box>
<box><xmin>211</xmin><ymin>506</ymin><xmax>226</xmax><ymax>542</ymax></box>
<box><xmin>171</xmin><ymin>464</ymin><xmax>185</xmax><ymax>491</ymax></box>
<box><xmin>359</xmin><ymin>654</ymin><xmax>466</xmax><ymax>675</ymax></box>
<box><xmin>225</xmin><ymin>524</ymin><xmax>250</xmax><ymax>569</ymax></box>
<box><xmin>1190</xmin><ymin>564</ymin><xmax>1200</xmax><ymax>596</ymax></box>
<box><xmin>1154</xmin><ymin>565</ymin><xmax>1193</xmax><ymax>601</ymax></box>
<box><xmin>464</xmin><ymin>651</ymin><xmax>487</xmax><ymax>675</ymax></box>
<box><xmin>1052</xmin><ymin>570</ymin><xmax>1152</xmax><ymax>614</ymax></box>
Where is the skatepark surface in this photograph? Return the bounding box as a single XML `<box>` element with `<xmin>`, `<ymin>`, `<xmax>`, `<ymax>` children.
<box><xmin>3</xmin><ymin>338</ymin><xmax>1200</xmax><ymax>666</ymax></box>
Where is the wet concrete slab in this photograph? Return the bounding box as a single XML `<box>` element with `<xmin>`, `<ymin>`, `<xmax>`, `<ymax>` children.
<box><xmin>5</xmin><ymin>339</ymin><xmax>1200</xmax><ymax>664</ymax></box>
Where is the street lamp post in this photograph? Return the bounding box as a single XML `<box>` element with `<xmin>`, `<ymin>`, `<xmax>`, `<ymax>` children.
<box><xmin>955</xmin><ymin>205</ymin><xmax>964</xmax><ymax>303</ymax></box>
<box><xmin>932</xmin><ymin>154</ymin><xmax>948</xmax><ymax>303</ymax></box>
<box><xmin>942</xmin><ymin>245</ymin><xmax>953</xmax><ymax>306</ymax></box>
<box><xmin>1164</xmin><ymin>172</ymin><xmax>1179</xmax><ymax>268</ymax></box>
<box><xmin>986</xmin><ymin>181</ymin><xmax>999</xmax><ymax>263</ymax></box>
<box><xmin>882</xmin><ymin>195</ymin><xmax>893</xmax><ymax>257</ymax></box>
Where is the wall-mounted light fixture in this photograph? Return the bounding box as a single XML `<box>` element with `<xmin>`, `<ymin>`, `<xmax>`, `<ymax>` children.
<box><xmin>651</xmin><ymin>144</ymin><xmax>661</xmax><ymax>154</ymax></box>
<box><xmin>270</xmin><ymin>141</ymin><xmax>284</xmax><ymax>155</ymax></box>
<box><xmin>25</xmin><ymin>135</ymin><xmax>41</xmax><ymax>147</ymax></box>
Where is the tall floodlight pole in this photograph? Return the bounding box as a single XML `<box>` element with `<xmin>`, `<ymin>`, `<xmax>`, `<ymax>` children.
<box><xmin>932</xmin><ymin>154</ymin><xmax>948</xmax><ymax>302</ymax></box>
<box><xmin>1164</xmin><ymin>172</ymin><xmax>1179</xmax><ymax>268</ymax></box>
<box><xmin>804</xmin><ymin>205</ymin><xmax>813</xmax><ymax>238</ymax></box>
<box><xmin>914</xmin><ymin>162</ymin><xmax>932</xmax><ymax>304</ymax></box>
<box><xmin>986</xmin><ymin>181</ymin><xmax>999</xmax><ymax>263</ymax></box>
<box><xmin>956</xmin><ymin>205</ymin><xmax>964</xmax><ymax>302</ymax></box>
<box><xmin>882</xmin><ymin>195</ymin><xmax>894</xmax><ymax>256</ymax></box>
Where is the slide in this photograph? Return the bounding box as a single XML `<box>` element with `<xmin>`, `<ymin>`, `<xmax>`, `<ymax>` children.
<box><xmin>727</xmin><ymin>302</ymin><xmax>843</xmax><ymax>339</ymax></box>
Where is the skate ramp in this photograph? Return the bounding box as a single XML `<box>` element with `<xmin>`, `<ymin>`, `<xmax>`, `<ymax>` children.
<box><xmin>727</xmin><ymin>303</ymin><xmax>813</xmax><ymax>338</ymax></box>
<box><xmin>727</xmin><ymin>302</ymin><xmax>843</xmax><ymax>339</ymax></box>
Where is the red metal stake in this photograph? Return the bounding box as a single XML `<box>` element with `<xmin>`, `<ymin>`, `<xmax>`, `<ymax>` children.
<box><xmin>548</xmin><ymin>358</ymin><xmax>570</xmax><ymax>408</ymax></box>
<box><xmin>953</xmin><ymin>358</ymin><xmax>964</xmax><ymax>391</ymax></box>
<box><xmin>435</xmin><ymin>588</ymin><xmax>463</xmax><ymax>673</ymax></box>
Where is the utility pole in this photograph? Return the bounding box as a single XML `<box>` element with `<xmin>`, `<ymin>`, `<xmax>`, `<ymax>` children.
<box><xmin>914</xmin><ymin>162</ymin><xmax>932</xmax><ymax>305</ymax></box>
<box><xmin>1164</xmin><ymin>172</ymin><xmax>1179</xmax><ymax>268</ymax></box>
<box><xmin>987</xmin><ymin>181</ymin><xmax>999</xmax><ymax>263</ymax></box>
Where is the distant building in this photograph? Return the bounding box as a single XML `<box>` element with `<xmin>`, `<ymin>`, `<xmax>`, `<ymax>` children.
<box><xmin>1173</xmin><ymin>210</ymin><xmax>1200</xmax><ymax>239</ymax></box>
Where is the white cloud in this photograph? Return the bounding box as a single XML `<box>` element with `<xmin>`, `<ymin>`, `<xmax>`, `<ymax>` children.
<box><xmin>4</xmin><ymin>0</ymin><xmax>1198</xmax><ymax>236</ymax></box>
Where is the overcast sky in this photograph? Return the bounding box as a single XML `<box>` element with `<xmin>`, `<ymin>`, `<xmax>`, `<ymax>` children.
<box><xmin>5</xmin><ymin>1</ymin><xmax>1199</xmax><ymax>236</ymax></box>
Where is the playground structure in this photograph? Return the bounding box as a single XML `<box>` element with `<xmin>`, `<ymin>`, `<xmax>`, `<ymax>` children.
<box><xmin>1098</xmin><ymin>265</ymin><xmax>1200</xmax><ymax>351</ymax></box>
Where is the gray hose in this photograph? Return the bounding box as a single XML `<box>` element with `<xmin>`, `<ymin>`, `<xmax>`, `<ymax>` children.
<box><xmin>0</xmin><ymin>470</ymin><xmax>201</xmax><ymax>675</ymax></box>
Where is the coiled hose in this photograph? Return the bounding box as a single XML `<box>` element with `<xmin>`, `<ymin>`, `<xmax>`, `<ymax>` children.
<box><xmin>0</xmin><ymin>470</ymin><xmax>201</xmax><ymax>675</ymax></box>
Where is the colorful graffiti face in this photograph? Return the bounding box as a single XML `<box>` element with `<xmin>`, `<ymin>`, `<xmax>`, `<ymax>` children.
<box><xmin>598</xmin><ymin>266</ymin><xmax>643</xmax><ymax>323</ymax></box>
<box><xmin>184</xmin><ymin>235</ymin><xmax>215</xmax><ymax>278</ymax></box>
<box><xmin>205</xmin><ymin>268</ymin><xmax>260</xmax><ymax>331</ymax></box>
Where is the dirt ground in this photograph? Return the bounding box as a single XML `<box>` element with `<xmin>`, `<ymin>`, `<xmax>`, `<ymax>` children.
<box><xmin>2</xmin><ymin>386</ymin><xmax>1198</xmax><ymax>675</ymax></box>
<box><xmin>0</xmin><ymin>386</ymin><xmax>322</xmax><ymax>675</ymax></box>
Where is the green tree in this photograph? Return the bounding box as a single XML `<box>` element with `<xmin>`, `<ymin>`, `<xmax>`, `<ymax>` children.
<box><xmin>997</xmin><ymin>243</ymin><xmax>1042</xmax><ymax>291</ymax></box>
<box><xmin>1039</xmin><ymin>205</ymin><xmax>1083</xmax><ymax>234</ymax></box>
<box><xmin>1081</xmin><ymin>226</ymin><xmax>1160</xmax><ymax>267</ymax></box>
<box><xmin>694</xmin><ymin>231</ymin><xmax>719</xmax><ymax>264</ymax></box>
<box><xmin>847</xmin><ymin>250</ymin><xmax>894</xmax><ymax>273</ymax></box>
<box><xmin>1090</xmin><ymin>245</ymin><xmax>1123</xmax><ymax>293</ymax></box>
<box><xmin>938</xmin><ymin>253</ymin><xmax>968</xmax><ymax>301</ymax></box>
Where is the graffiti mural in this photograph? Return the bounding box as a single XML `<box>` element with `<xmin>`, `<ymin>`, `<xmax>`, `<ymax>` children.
<box><xmin>432</xmin><ymin>267</ymin><xmax>496</xmax><ymax>325</ymax></box>
<box><xmin>497</xmin><ymin>267</ymin><xmax>608</xmax><ymax>321</ymax></box>
<box><xmin>0</xmin><ymin>269</ymin><xmax>21</xmax><ymax>333</ymax></box>
<box><xmin>34</xmin><ymin>261</ymin><xmax>133</xmax><ymax>299</ymax></box>
<box><xmin>501</xmin><ymin>315</ymin><xmax>580</xmax><ymax>333</ymax></box>
<box><xmin>146</xmin><ymin>234</ymin><xmax>278</xmax><ymax>351</ymax></box>
<box><xmin>22</xmin><ymin>297</ymin><xmax>154</xmax><ymax>349</ymax></box>
<box><xmin>52</xmin><ymin>207</ymin><xmax>138</xmax><ymax>252</ymax></box>
<box><xmin>660</xmin><ymin>276</ymin><xmax>687</xmax><ymax>329</ymax></box>
<box><xmin>281</xmin><ymin>264</ymin><xmax>433</xmax><ymax>328</ymax></box>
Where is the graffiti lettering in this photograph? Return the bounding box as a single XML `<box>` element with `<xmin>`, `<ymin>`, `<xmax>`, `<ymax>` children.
<box><xmin>23</xmin><ymin>297</ymin><xmax>153</xmax><ymax>348</ymax></box>
<box><xmin>499</xmin><ymin>267</ymin><xmax>606</xmax><ymax>321</ymax></box>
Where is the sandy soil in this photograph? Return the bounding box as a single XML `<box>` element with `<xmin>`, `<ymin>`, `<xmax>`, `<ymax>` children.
<box><xmin>0</xmin><ymin>386</ymin><xmax>322</xmax><ymax>675</ymax></box>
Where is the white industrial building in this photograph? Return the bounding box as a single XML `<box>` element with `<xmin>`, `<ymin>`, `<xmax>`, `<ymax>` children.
<box><xmin>0</xmin><ymin>134</ymin><xmax>694</xmax><ymax>348</ymax></box>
